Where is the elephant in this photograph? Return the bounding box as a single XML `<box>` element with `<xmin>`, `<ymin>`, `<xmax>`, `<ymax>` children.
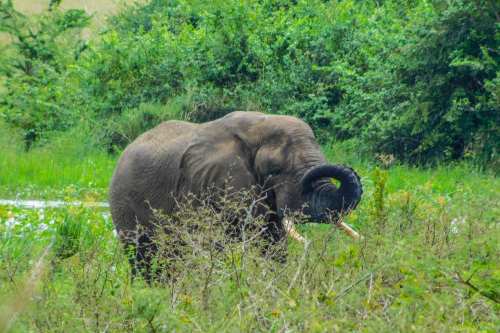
<box><xmin>109</xmin><ymin>111</ymin><xmax>362</xmax><ymax>280</ymax></box>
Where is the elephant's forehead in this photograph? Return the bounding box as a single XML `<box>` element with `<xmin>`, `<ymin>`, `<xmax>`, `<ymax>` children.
<box><xmin>274</xmin><ymin>118</ymin><xmax>315</xmax><ymax>136</ymax></box>
<box><xmin>254</xmin><ymin>118</ymin><xmax>315</xmax><ymax>141</ymax></box>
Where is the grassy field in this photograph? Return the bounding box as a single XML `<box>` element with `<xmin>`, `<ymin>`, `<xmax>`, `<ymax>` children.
<box><xmin>0</xmin><ymin>124</ymin><xmax>115</xmax><ymax>199</ymax></box>
<box><xmin>0</xmin><ymin>131</ymin><xmax>499</xmax><ymax>332</ymax></box>
<box><xmin>0</xmin><ymin>0</ymin><xmax>498</xmax><ymax>330</ymax></box>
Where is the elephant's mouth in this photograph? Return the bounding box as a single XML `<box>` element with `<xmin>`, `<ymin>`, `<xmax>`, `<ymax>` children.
<box><xmin>283</xmin><ymin>216</ymin><xmax>362</xmax><ymax>243</ymax></box>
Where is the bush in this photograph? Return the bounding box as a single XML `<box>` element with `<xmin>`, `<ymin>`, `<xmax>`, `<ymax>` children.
<box><xmin>71</xmin><ymin>0</ymin><xmax>378</xmax><ymax>143</ymax></box>
<box><xmin>102</xmin><ymin>102</ymin><xmax>184</xmax><ymax>151</ymax></box>
<box><xmin>0</xmin><ymin>0</ymin><xmax>90</xmax><ymax>149</ymax></box>
<box><xmin>73</xmin><ymin>0</ymin><xmax>500</xmax><ymax>163</ymax></box>
<box><xmin>361</xmin><ymin>0</ymin><xmax>499</xmax><ymax>164</ymax></box>
<box><xmin>0</xmin><ymin>0</ymin><xmax>498</xmax><ymax>165</ymax></box>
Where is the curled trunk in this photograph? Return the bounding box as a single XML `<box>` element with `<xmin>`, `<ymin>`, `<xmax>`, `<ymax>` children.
<box><xmin>301</xmin><ymin>165</ymin><xmax>362</xmax><ymax>221</ymax></box>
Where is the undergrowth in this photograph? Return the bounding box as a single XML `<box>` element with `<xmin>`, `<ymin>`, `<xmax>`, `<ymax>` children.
<box><xmin>0</xmin><ymin>157</ymin><xmax>498</xmax><ymax>332</ymax></box>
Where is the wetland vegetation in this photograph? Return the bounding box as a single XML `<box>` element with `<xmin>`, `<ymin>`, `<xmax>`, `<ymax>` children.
<box><xmin>0</xmin><ymin>0</ymin><xmax>498</xmax><ymax>331</ymax></box>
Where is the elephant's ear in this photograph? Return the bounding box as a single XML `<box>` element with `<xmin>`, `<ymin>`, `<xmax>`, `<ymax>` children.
<box><xmin>254</xmin><ymin>143</ymin><xmax>286</xmax><ymax>177</ymax></box>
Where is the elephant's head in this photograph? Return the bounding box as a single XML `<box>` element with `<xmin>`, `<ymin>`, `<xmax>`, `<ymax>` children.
<box><xmin>243</xmin><ymin>114</ymin><xmax>363</xmax><ymax>238</ymax></box>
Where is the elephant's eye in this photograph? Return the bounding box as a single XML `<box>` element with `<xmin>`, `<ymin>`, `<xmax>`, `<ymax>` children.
<box><xmin>268</xmin><ymin>168</ymin><xmax>283</xmax><ymax>179</ymax></box>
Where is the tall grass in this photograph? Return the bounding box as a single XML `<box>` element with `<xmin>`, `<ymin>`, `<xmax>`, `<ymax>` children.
<box><xmin>0</xmin><ymin>123</ymin><xmax>116</xmax><ymax>198</ymax></box>
<box><xmin>0</xmin><ymin>125</ymin><xmax>498</xmax><ymax>330</ymax></box>
<box><xmin>12</xmin><ymin>0</ymin><xmax>123</xmax><ymax>14</ymax></box>
<box><xmin>0</xmin><ymin>164</ymin><xmax>498</xmax><ymax>331</ymax></box>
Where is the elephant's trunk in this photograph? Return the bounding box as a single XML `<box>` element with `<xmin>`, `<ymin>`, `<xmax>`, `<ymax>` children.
<box><xmin>301</xmin><ymin>165</ymin><xmax>363</xmax><ymax>221</ymax></box>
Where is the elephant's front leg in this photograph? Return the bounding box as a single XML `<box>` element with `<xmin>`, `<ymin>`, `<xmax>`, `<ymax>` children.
<box><xmin>260</xmin><ymin>219</ymin><xmax>288</xmax><ymax>263</ymax></box>
<box><xmin>133</xmin><ymin>233</ymin><xmax>159</xmax><ymax>283</ymax></box>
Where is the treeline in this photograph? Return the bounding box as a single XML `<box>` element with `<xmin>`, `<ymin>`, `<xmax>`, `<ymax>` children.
<box><xmin>0</xmin><ymin>0</ymin><xmax>498</xmax><ymax>164</ymax></box>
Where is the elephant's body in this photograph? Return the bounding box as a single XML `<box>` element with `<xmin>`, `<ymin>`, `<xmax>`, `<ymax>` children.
<box><xmin>109</xmin><ymin>111</ymin><xmax>362</xmax><ymax>280</ymax></box>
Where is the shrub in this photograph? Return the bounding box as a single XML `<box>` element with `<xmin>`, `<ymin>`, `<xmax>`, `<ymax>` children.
<box><xmin>1</xmin><ymin>0</ymin><xmax>497</xmax><ymax>164</ymax></box>
<box><xmin>101</xmin><ymin>102</ymin><xmax>183</xmax><ymax>151</ymax></box>
<box><xmin>334</xmin><ymin>0</ymin><xmax>499</xmax><ymax>164</ymax></box>
<box><xmin>75</xmin><ymin>0</ymin><xmax>499</xmax><ymax>162</ymax></box>
<box><xmin>0</xmin><ymin>0</ymin><xmax>90</xmax><ymax>149</ymax></box>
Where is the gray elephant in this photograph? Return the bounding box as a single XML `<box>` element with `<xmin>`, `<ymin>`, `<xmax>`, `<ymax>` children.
<box><xmin>109</xmin><ymin>111</ymin><xmax>362</xmax><ymax>280</ymax></box>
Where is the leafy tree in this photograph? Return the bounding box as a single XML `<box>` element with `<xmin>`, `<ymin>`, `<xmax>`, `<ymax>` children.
<box><xmin>366</xmin><ymin>0</ymin><xmax>499</xmax><ymax>163</ymax></box>
<box><xmin>0</xmin><ymin>0</ymin><xmax>90</xmax><ymax>148</ymax></box>
<box><xmin>0</xmin><ymin>0</ymin><xmax>497</xmax><ymax>165</ymax></box>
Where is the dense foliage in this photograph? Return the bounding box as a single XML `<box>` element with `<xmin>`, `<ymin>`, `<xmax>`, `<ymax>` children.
<box><xmin>0</xmin><ymin>0</ymin><xmax>498</xmax><ymax>164</ymax></box>
<box><xmin>0</xmin><ymin>2</ymin><xmax>499</xmax><ymax>330</ymax></box>
<box><xmin>0</xmin><ymin>0</ymin><xmax>90</xmax><ymax>148</ymax></box>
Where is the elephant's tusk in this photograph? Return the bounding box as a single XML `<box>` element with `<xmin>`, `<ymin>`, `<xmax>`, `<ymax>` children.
<box><xmin>335</xmin><ymin>221</ymin><xmax>362</xmax><ymax>240</ymax></box>
<box><xmin>283</xmin><ymin>218</ymin><xmax>307</xmax><ymax>243</ymax></box>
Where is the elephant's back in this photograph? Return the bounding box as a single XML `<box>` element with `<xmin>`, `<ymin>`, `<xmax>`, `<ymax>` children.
<box><xmin>133</xmin><ymin>120</ymin><xmax>198</xmax><ymax>145</ymax></box>
<box><xmin>109</xmin><ymin>120</ymin><xmax>199</xmax><ymax>228</ymax></box>
<box><xmin>111</xmin><ymin>120</ymin><xmax>198</xmax><ymax>190</ymax></box>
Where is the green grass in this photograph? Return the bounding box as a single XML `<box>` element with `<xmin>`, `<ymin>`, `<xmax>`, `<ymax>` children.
<box><xmin>0</xmin><ymin>147</ymin><xmax>114</xmax><ymax>197</ymax></box>
<box><xmin>0</xmin><ymin>133</ymin><xmax>499</xmax><ymax>331</ymax></box>
<box><xmin>0</xmin><ymin>124</ymin><xmax>115</xmax><ymax>199</ymax></box>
